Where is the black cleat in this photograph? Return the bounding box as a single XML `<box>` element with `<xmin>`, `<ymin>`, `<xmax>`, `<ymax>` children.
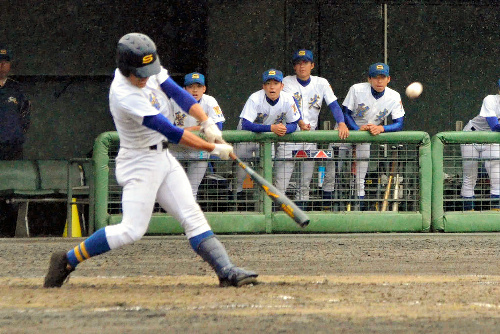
<box><xmin>219</xmin><ymin>266</ymin><xmax>258</xmax><ymax>287</ymax></box>
<box><xmin>43</xmin><ymin>251</ymin><xmax>74</xmax><ymax>288</ymax></box>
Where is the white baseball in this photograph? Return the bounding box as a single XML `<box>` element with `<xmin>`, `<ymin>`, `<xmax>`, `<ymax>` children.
<box><xmin>406</xmin><ymin>82</ymin><xmax>423</xmax><ymax>99</ymax></box>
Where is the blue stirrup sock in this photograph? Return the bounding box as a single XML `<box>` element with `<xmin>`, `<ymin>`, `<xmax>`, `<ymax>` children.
<box><xmin>66</xmin><ymin>228</ymin><xmax>111</xmax><ymax>268</ymax></box>
<box><xmin>189</xmin><ymin>230</ymin><xmax>214</xmax><ymax>251</ymax></box>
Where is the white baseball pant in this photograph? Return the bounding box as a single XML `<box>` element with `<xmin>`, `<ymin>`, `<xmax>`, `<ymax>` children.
<box><xmin>461</xmin><ymin>143</ymin><xmax>500</xmax><ymax>197</ymax></box>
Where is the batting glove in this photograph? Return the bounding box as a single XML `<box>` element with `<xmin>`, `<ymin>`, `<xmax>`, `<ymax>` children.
<box><xmin>210</xmin><ymin>143</ymin><xmax>233</xmax><ymax>160</ymax></box>
<box><xmin>200</xmin><ymin>118</ymin><xmax>223</xmax><ymax>143</ymax></box>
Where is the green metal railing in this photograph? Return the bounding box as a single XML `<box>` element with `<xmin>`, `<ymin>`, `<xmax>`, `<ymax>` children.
<box><xmin>92</xmin><ymin>130</ymin><xmax>432</xmax><ymax>233</ymax></box>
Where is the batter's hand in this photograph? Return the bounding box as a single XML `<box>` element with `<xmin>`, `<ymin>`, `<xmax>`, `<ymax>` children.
<box><xmin>337</xmin><ymin>122</ymin><xmax>349</xmax><ymax>139</ymax></box>
<box><xmin>210</xmin><ymin>143</ymin><xmax>233</xmax><ymax>160</ymax></box>
<box><xmin>200</xmin><ymin>118</ymin><xmax>223</xmax><ymax>143</ymax></box>
<box><xmin>271</xmin><ymin>123</ymin><xmax>287</xmax><ymax>136</ymax></box>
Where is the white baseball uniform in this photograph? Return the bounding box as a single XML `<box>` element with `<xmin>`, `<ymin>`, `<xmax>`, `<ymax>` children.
<box><xmin>235</xmin><ymin>89</ymin><xmax>300</xmax><ymax>193</ymax></box>
<box><xmin>106</xmin><ymin>67</ymin><xmax>211</xmax><ymax>249</ymax></box>
<box><xmin>282</xmin><ymin>75</ymin><xmax>338</xmax><ymax>200</ymax></box>
<box><xmin>323</xmin><ymin>82</ymin><xmax>405</xmax><ymax>197</ymax></box>
<box><xmin>169</xmin><ymin>94</ymin><xmax>225</xmax><ymax>199</ymax></box>
<box><xmin>461</xmin><ymin>94</ymin><xmax>500</xmax><ymax>197</ymax></box>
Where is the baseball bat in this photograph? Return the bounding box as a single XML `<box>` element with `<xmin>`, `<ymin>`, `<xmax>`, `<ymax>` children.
<box><xmin>381</xmin><ymin>148</ymin><xmax>398</xmax><ymax>212</ymax></box>
<box><xmin>392</xmin><ymin>173</ymin><xmax>401</xmax><ymax>212</ymax></box>
<box><xmin>229</xmin><ymin>152</ymin><xmax>310</xmax><ymax>228</ymax></box>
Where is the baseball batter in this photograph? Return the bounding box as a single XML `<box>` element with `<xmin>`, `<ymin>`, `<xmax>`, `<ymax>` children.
<box><xmin>322</xmin><ymin>63</ymin><xmax>405</xmax><ymax>210</ymax></box>
<box><xmin>234</xmin><ymin>69</ymin><xmax>300</xmax><ymax>197</ymax></box>
<box><xmin>44</xmin><ymin>33</ymin><xmax>257</xmax><ymax>288</ymax></box>
<box><xmin>282</xmin><ymin>49</ymin><xmax>349</xmax><ymax>208</ymax></box>
<box><xmin>460</xmin><ymin>79</ymin><xmax>500</xmax><ymax>210</ymax></box>
<box><xmin>169</xmin><ymin>72</ymin><xmax>225</xmax><ymax>200</ymax></box>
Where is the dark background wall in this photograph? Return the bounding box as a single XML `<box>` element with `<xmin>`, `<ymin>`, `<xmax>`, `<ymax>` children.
<box><xmin>2</xmin><ymin>0</ymin><xmax>499</xmax><ymax>159</ymax></box>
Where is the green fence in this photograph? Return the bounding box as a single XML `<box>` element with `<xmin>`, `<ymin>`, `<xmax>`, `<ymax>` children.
<box><xmin>92</xmin><ymin>130</ymin><xmax>432</xmax><ymax>234</ymax></box>
<box><xmin>431</xmin><ymin>131</ymin><xmax>500</xmax><ymax>232</ymax></box>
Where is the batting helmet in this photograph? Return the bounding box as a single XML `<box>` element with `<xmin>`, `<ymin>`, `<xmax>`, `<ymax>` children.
<box><xmin>116</xmin><ymin>33</ymin><xmax>161</xmax><ymax>78</ymax></box>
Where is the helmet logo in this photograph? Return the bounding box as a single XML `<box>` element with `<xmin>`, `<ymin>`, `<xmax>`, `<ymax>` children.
<box><xmin>142</xmin><ymin>54</ymin><xmax>154</xmax><ymax>64</ymax></box>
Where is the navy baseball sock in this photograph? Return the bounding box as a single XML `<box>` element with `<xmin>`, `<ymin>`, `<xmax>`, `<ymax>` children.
<box><xmin>66</xmin><ymin>228</ymin><xmax>111</xmax><ymax>268</ymax></box>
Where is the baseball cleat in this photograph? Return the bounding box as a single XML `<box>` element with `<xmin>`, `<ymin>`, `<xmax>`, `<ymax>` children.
<box><xmin>219</xmin><ymin>266</ymin><xmax>258</xmax><ymax>287</ymax></box>
<box><xmin>43</xmin><ymin>251</ymin><xmax>74</xmax><ymax>288</ymax></box>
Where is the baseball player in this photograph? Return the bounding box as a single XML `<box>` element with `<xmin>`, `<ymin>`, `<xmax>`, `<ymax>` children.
<box><xmin>322</xmin><ymin>63</ymin><xmax>405</xmax><ymax>210</ymax></box>
<box><xmin>44</xmin><ymin>33</ymin><xmax>257</xmax><ymax>288</ymax></box>
<box><xmin>169</xmin><ymin>72</ymin><xmax>225</xmax><ymax>200</ymax></box>
<box><xmin>234</xmin><ymin>69</ymin><xmax>300</xmax><ymax>198</ymax></box>
<box><xmin>282</xmin><ymin>49</ymin><xmax>349</xmax><ymax>208</ymax></box>
<box><xmin>460</xmin><ymin>79</ymin><xmax>500</xmax><ymax>211</ymax></box>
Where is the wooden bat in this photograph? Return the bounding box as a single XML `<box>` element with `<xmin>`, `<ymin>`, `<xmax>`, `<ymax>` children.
<box><xmin>381</xmin><ymin>148</ymin><xmax>398</xmax><ymax>212</ymax></box>
<box><xmin>229</xmin><ymin>152</ymin><xmax>310</xmax><ymax>228</ymax></box>
<box><xmin>392</xmin><ymin>173</ymin><xmax>401</xmax><ymax>212</ymax></box>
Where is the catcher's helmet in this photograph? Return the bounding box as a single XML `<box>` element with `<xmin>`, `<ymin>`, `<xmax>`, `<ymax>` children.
<box><xmin>117</xmin><ymin>33</ymin><xmax>161</xmax><ymax>78</ymax></box>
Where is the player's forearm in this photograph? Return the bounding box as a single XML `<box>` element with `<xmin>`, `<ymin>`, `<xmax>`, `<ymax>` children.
<box><xmin>383</xmin><ymin>117</ymin><xmax>404</xmax><ymax>132</ymax></box>
<box><xmin>241</xmin><ymin>118</ymin><xmax>271</xmax><ymax>132</ymax></box>
<box><xmin>160</xmin><ymin>77</ymin><xmax>198</xmax><ymax>114</ymax></box>
<box><xmin>188</xmin><ymin>103</ymin><xmax>208</xmax><ymax>123</ymax></box>
<box><xmin>285</xmin><ymin>121</ymin><xmax>298</xmax><ymax>133</ymax></box>
<box><xmin>486</xmin><ymin>116</ymin><xmax>500</xmax><ymax>132</ymax></box>
<box><xmin>179</xmin><ymin>130</ymin><xmax>215</xmax><ymax>152</ymax></box>
<box><xmin>328</xmin><ymin>101</ymin><xmax>345</xmax><ymax>123</ymax></box>
<box><xmin>343</xmin><ymin>106</ymin><xmax>359</xmax><ymax>130</ymax></box>
<box><xmin>142</xmin><ymin>114</ymin><xmax>184</xmax><ymax>144</ymax></box>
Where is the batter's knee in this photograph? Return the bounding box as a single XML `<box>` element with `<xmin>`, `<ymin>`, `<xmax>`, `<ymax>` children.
<box><xmin>106</xmin><ymin>223</ymin><xmax>148</xmax><ymax>249</ymax></box>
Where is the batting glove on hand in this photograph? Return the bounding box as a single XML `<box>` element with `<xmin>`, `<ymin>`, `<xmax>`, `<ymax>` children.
<box><xmin>210</xmin><ymin>143</ymin><xmax>233</xmax><ymax>160</ymax></box>
<box><xmin>200</xmin><ymin>118</ymin><xmax>223</xmax><ymax>143</ymax></box>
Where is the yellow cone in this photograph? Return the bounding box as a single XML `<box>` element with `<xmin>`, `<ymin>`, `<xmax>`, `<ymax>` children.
<box><xmin>63</xmin><ymin>198</ymin><xmax>82</xmax><ymax>237</ymax></box>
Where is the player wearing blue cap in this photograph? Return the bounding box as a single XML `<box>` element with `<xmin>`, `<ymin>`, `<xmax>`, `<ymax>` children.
<box><xmin>282</xmin><ymin>49</ymin><xmax>349</xmax><ymax>209</ymax></box>
<box><xmin>234</xmin><ymin>69</ymin><xmax>300</xmax><ymax>198</ymax></box>
<box><xmin>169</xmin><ymin>72</ymin><xmax>225</xmax><ymax>199</ymax></box>
<box><xmin>460</xmin><ymin>79</ymin><xmax>500</xmax><ymax>211</ymax></box>
<box><xmin>322</xmin><ymin>63</ymin><xmax>405</xmax><ymax>210</ymax></box>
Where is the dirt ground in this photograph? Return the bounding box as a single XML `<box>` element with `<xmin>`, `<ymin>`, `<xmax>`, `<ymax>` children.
<box><xmin>0</xmin><ymin>233</ymin><xmax>499</xmax><ymax>333</ymax></box>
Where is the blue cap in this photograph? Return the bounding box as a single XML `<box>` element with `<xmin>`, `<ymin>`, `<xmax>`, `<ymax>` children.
<box><xmin>184</xmin><ymin>72</ymin><xmax>205</xmax><ymax>86</ymax></box>
<box><xmin>0</xmin><ymin>47</ymin><xmax>12</xmax><ymax>61</ymax></box>
<box><xmin>262</xmin><ymin>69</ymin><xmax>283</xmax><ymax>83</ymax></box>
<box><xmin>368</xmin><ymin>63</ymin><xmax>389</xmax><ymax>77</ymax></box>
<box><xmin>292</xmin><ymin>49</ymin><xmax>313</xmax><ymax>63</ymax></box>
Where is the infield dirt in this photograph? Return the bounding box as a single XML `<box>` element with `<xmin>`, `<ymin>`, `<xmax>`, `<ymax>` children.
<box><xmin>0</xmin><ymin>234</ymin><xmax>499</xmax><ymax>333</ymax></box>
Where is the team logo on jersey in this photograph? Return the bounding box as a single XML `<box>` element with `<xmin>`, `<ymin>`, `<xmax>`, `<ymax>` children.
<box><xmin>309</xmin><ymin>94</ymin><xmax>320</xmax><ymax>110</ymax></box>
<box><xmin>375</xmin><ymin>109</ymin><xmax>389</xmax><ymax>122</ymax></box>
<box><xmin>8</xmin><ymin>96</ymin><xmax>18</xmax><ymax>105</ymax></box>
<box><xmin>149</xmin><ymin>92</ymin><xmax>160</xmax><ymax>110</ymax></box>
<box><xmin>293</xmin><ymin>93</ymin><xmax>302</xmax><ymax>109</ymax></box>
<box><xmin>255</xmin><ymin>113</ymin><xmax>266</xmax><ymax>124</ymax></box>
<box><xmin>274</xmin><ymin>113</ymin><xmax>285</xmax><ymax>124</ymax></box>
<box><xmin>213</xmin><ymin>105</ymin><xmax>222</xmax><ymax>115</ymax></box>
<box><xmin>355</xmin><ymin>103</ymin><xmax>369</xmax><ymax>117</ymax></box>
<box><xmin>174</xmin><ymin>111</ymin><xmax>187</xmax><ymax>126</ymax></box>
<box><xmin>142</xmin><ymin>54</ymin><xmax>154</xmax><ymax>64</ymax></box>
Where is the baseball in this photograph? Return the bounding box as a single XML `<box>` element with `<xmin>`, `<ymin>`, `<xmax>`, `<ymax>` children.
<box><xmin>406</xmin><ymin>82</ymin><xmax>423</xmax><ymax>99</ymax></box>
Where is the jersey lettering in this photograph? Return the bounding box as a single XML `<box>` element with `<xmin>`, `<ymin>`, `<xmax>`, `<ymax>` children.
<box><xmin>174</xmin><ymin>111</ymin><xmax>187</xmax><ymax>127</ymax></box>
<box><xmin>274</xmin><ymin>113</ymin><xmax>286</xmax><ymax>124</ymax></box>
<box><xmin>309</xmin><ymin>94</ymin><xmax>321</xmax><ymax>110</ymax></box>
<box><xmin>355</xmin><ymin>103</ymin><xmax>369</xmax><ymax>118</ymax></box>
<box><xmin>375</xmin><ymin>109</ymin><xmax>389</xmax><ymax>122</ymax></box>
<box><xmin>149</xmin><ymin>92</ymin><xmax>160</xmax><ymax>110</ymax></box>
<box><xmin>255</xmin><ymin>112</ymin><xmax>266</xmax><ymax>124</ymax></box>
<box><xmin>293</xmin><ymin>92</ymin><xmax>302</xmax><ymax>109</ymax></box>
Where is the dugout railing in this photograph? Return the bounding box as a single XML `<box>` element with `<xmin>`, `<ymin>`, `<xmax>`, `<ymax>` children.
<box><xmin>431</xmin><ymin>132</ymin><xmax>500</xmax><ymax>232</ymax></box>
<box><xmin>92</xmin><ymin>130</ymin><xmax>432</xmax><ymax>234</ymax></box>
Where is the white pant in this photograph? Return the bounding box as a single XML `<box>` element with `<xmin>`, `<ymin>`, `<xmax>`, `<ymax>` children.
<box><xmin>105</xmin><ymin>147</ymin><xmax>211</xmax><ymax>250</ymax></box>
<box><xmin>323</xmin><ymin>143</ymin><xmax>371</xmax><ymax>197</ymax></box>
<box><xmin>169</xmin><ymin>145</ymin><xmax>209</xmax><ymax>199</ymax></box>
<box><xmin>461</xmin><ymin>143</ymin><xmax>500</xmax><ymax>197</ymax></box>
<box><xmin>274</xmin><ymin>142</ymin><xmax>317</xmax><ymax>200</ymax></box>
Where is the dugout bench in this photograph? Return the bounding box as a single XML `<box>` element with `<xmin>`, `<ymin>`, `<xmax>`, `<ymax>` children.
<box><xmin>0</xmin><ymin>159</ymin><xmax>93</xmax><ymax>237</ymax></box>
